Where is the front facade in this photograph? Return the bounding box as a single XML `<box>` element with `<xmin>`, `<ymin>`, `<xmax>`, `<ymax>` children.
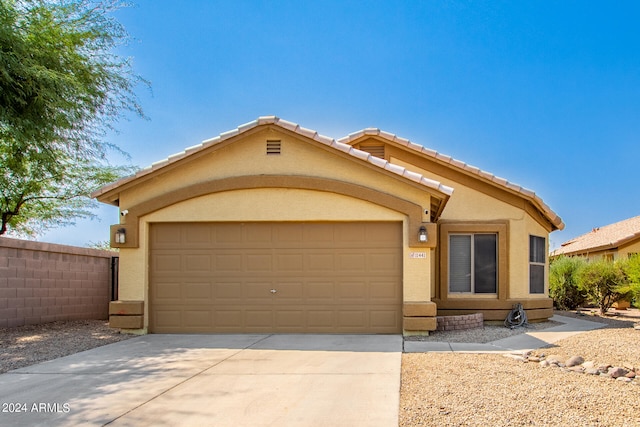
<box><xmin>552</xmin><ymin>215</ymin><xmax>640</xmax><ymax>262</ymax></box>
<box><xmin>94</xmin><ymin>117</ymin><xmax>563</xmax><ymax>335</ymax></box>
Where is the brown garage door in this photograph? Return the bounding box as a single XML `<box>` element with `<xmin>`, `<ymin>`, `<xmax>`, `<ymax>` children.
<box><xmin>149</xmin><ymin>222</ymin><xmax>402</xmax><ymax>333</ymax></box>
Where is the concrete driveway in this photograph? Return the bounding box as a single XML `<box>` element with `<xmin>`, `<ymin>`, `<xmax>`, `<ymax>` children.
<box><xmin>0</xmin><ymin>334</ymin><xmax>402</xmax><ymax>427</ymax></box>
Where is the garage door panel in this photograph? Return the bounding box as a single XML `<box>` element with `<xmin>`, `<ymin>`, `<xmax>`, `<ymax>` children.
<box><xmin>246</xmin><ymin>253</ymin><xmax>273</xmax><ymax>272</ymax></box>
<box><xmin>274</xmin><ymin>310</ymin><xmax>304</xmax><ymax>329</ymax></box>
<box><xmin>185</xmin><ymin>224</ymin><xmax>213</xmax><ymax>245</ymax></box>
<box><xmin>154</xmin><ymin>282</ymin><xmax>182</xmax><ymax>300</ymax></box>
<box><xmin>149</xmin><ymin>222</ymin><xmax>402</xmax><ymax>333</ymax></box>
<box><xmin>215</xmin><ymin>310</ymin><xmax>242</xmax><ymax>327</ymax></box>
<box><xmin>185</xmin><ymin>254</ymin><xmax>211</xmax><ymax>272</ymax></box>
<box><xmin>337</xmin><ymin>281</ymin><xmax>367</xmax><ymax>299</ymax></box>
<box><xmin>215</xmin><ymin>253</ymin><xmax>243</xmax><ymax>271</ymax></box>
<box><xmin>244</xmin><ymin>282</ymin><xmax>275</xmax><ymax>301</ymax></box>
<box><xmin>306</xmin><ymin>252</ymin><xmax>335</xmax><ymax>271</ymax></box>
<box><xmin>184</xmin><ymin>310</ymin><xmax>211</xmax><ymax>327</ymax></box>
<box><xmin>276</xmin><ymin>253</ymin><xmax>304</xmax><ymax>271</ymax></box>
<box><xmin>216</xmin><ymin>282</ymin><xmax>244</xmax><ymax>301</ymax></box>
<box><xmin>306</xmin><ymin>282</ymin><xmax>335</xmax><ymax>302</ymax></box>
<box><xmin>184</xmin><ymin>282</ymin><xmax>211</xmax><ymax>300</ymax></box>
<box><xmin>154</xmin><ymin>254</ymin><xmax>182</xmax><ymax>272</ymax></box>
<box><xmin>370</xmin><ymin>281</ymin><xmax>400</xmax><ymax>301</ymax></box>
<box><xmin>245</xmin><ymin>310</ymin><xmax>273</xmax><ymax>328</ymax></box>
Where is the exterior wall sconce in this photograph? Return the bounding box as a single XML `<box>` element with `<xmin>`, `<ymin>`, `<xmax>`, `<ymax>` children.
<box><xmin>419</xmin><ymin>226</ymin><xmax>428</xmax><ymax>242</ymax></box>
<box><xmin>115</xmin><ymin>228</ymin><xmax>126</xmax><ymax>244</ymax></box>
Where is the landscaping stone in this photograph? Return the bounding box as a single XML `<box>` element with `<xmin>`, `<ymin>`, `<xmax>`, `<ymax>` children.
<box><xmin>566</xmin><ymin>355</ymin><xmax>585</xmax><ymax>367</ymax></box>
<box><xmin>504</xmin><ymin>353</ymin><xmax>638</xmax><ymax>385</ymax></box>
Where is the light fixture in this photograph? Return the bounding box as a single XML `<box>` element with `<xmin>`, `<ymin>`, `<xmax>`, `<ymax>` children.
<box><xmin>115</xmin><ymin>228</ymin><xmax>126</xmax><ymax>244</ymax></box>
<box><xmin>419</xmin><ymin>226</ymin><xmax>428</xmax><ymax>242</ymax></box>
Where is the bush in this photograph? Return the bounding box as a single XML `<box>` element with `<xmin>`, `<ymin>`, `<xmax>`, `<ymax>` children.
<box><xmin>576</xmin><ymin>260</ymin><xmax>633</xmax><ymax>314</ymax></box>
<box><xmin>622</xmin><ymin>254</ymin><xmax>640</xmax><ymax>308</ymax></box>
<box><xmin>549</xmin><ymin>256</ymin><xmax>587</xmax><ymax>310</ymax></box>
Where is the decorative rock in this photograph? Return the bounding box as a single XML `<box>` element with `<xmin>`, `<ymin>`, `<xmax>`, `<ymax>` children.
<box><xmin>598</xmin><ymin>364</ymin><xmax>612</xmax><ymax>373</ymax></box>
<box><xmin>517</xmin><ymin>351</ymin><xmax>638</xmax><ymax>385</ymax></box>
<box><xmin>546</xmin><ymin>355</ymin><xmax>563</xmax><ymax>364</ymax></box>
<box><xmin>566</xmin><ymin>356</ymin><xmax>585</xmax><ymax>367</ymax></box>
<box><xmin>608</xmin><ymin>367</ymin><xmax>628</xmax><ymax>378</ymax></box>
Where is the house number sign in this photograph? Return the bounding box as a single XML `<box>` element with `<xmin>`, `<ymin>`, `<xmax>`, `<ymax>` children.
<box><xmin>409</xmin><ymin>252</ymin><xmax>427</xmax><ymax>259</ymax></box>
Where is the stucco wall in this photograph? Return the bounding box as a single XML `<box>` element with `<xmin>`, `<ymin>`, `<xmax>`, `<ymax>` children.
<box><xmin>113</xmin><ymin>127</ymin><xmax>442</xmax><ymax>330</ymax></box>
<box><xmin>120</xmin><ymin>128</ymin><xmax>432</xmax><ymax>213</ymax></box>
<box><xmin>0</xmin><ymin>237</ymin><xmax>114</xmax><ymax>328</ymax></box>
<box><xmin>619</xmin><ymin>239</ymin><xmax>640</xmax><ymax>259</ymax></box>
<box><xmin>392</xmin><ymin>156</ymin><xmax>551</xmax><ymax>300</ymax></box>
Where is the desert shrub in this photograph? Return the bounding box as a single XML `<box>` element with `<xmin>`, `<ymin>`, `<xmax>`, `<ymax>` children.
<box><xmin>576</xmin><ymin>259</ymin><xmax>633</xmax><ymax>314</ymax></box>
<box><xmin>549</xmin><ymin>256</ymin><xmax>587</xmax><ymax>310</ymax></box>
<box><xmin>622</xmin><ymin>254</ymin><xmax>640</xmax><ymax>308</ymax></box>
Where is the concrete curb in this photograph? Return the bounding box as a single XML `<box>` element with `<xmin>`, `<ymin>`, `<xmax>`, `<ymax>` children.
<box><xmin>403</xmin><ymin>315</ymin><xmax>606</xmax><ymax>353</ymax></box>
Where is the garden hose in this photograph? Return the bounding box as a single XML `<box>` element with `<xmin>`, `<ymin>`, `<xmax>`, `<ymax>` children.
<box><xmin>504</xmin><ymin>303</ymin><xmax>528</xmax><ymax>329</ymax></box>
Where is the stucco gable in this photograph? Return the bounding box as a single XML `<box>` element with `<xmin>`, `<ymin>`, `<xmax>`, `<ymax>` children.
<box><xmin>339</xmin><ymin>129</ymin><xmax>564</xmax><ymax>231</ymax></box>
<box><xmin>92</xmin><ymin>116</ymin><xmax>453</xmax><ymax>206</ymax></box>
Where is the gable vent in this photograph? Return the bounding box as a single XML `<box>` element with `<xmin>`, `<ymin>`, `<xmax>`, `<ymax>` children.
<box><xmin>266</xmin><ymin>140</ymin><xmax>281</xmax><ymax>155</ymax></box>
<box><xmin>359</xmin><ymin>143</ymin><xmax>385</xmax><ymax>159</ymax></box>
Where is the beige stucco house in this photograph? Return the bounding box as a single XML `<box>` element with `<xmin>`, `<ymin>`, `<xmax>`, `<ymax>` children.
<box><xmin>93</xmin><ymin>116</ymin><xmax>563</xmax><ymax>335</ymax></box>
<box><xmin>551</xmin><ymin>215</ymin><xmax>640</xmax><ymax>262</ymax></box>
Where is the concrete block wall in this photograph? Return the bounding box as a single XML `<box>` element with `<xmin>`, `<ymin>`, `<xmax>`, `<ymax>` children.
<box><xmin>436</xmin><ymin>313</ymin><xmax>484</xmax><ymax>331</ymax></box>
<box><xmin>0</xmin><ymin>237</ymin><xmax>115</xmax><ymax>328</ymax></box>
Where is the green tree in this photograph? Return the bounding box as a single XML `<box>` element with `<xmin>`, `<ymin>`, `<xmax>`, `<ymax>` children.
<box><xmin>0</xmin><ymin>0</ymin><xmax>144</xmax><ymax>236</ymax></box>
<box><xmin>622</xmin><ymin>254</ymin><xmax>640</xmax><ymax>307</ymax></box>
<box><xmin>549</xmin><ymin>256</ymin><xmax>586</xmax><ymax>310</ymax></box>
<box><xmin>576</xmin><ymin>260</ymin><xmax>633</xmax><ymax>315</ymax></box>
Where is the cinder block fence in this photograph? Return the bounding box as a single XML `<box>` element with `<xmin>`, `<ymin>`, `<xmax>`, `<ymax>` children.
<box><xmin>0</xmin><ymin>237</ymin><xmax>117</xmax><ymax>328</ymax></box>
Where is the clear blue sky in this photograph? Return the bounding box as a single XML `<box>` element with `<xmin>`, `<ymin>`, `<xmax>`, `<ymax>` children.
<box><xmin>39</xmin><ymin>0</ymin><xmax>640</xmax><ymax>250</ymax></box>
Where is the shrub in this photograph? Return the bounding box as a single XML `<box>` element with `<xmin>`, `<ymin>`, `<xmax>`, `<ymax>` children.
<box><xmin>549</xmin><ymin>256</ymin><xmax>587</xmax><ymax>310</ymax></box>
<box><xmin>622</xmin><ymin>254</ymin><xmax>640</xmax><ymax>308</ymax></box>
<box><xmin>576</xmin><ymin>260</ymin><xmax>633</xmax><ymax>315</ymax></box>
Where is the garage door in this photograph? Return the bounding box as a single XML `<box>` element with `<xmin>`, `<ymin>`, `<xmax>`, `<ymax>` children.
<box><xmin>149</xmin><ymin>222</ymin><xmax>402</xmax><ymax>333</ymax></box>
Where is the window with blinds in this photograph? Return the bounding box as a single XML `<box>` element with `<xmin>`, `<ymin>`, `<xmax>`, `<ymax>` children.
<box><xmin>449</xmin><ymin>233</ymin><xmax>497</xmax><ymax>294</ymax></box>
<box><xmin>529</xmin><ymin>235</ymin><xmax>546</xmax><ymax>294</ymax></box>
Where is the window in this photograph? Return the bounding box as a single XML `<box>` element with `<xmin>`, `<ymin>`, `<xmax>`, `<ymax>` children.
<box><xmin>449</xmin><ymin>233</ymin><xmax>497</xmax><ymax>294</ymax></box>
<box><xmin>529</xmin><ymin>235</ymin><xmax>546</xmax><ymax>294</ymax></box>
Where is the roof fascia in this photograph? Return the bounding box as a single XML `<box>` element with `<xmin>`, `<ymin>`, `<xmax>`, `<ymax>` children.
<box><xmin>343</xmin><ymin>133</ymin><xmax>563</xmax><ymax>231</ymax></box>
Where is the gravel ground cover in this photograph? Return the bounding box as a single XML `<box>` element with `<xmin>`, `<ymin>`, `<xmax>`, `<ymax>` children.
<box><xmin>0</xmin><ymin>320</ymin><xmax>133</xmax><ymax>374</ymax></box>
<box><xmin>2</xmin><ymin>310</ymin><xmax>639</xmax><ymax>426</ymax></box>
<box><xmin>401</xmin><ymin>309</ymin><xmax>640</xmax><ymax>426</ymax></box>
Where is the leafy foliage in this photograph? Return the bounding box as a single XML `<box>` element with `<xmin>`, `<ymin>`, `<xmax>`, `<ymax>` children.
<box><xmin>549</xmin><ymin>256</ymin><xmax>587</xmax><ymax>310</ymax></box>
<box><xmin>622</xmin><ymin>254</ymin><xmax>640</xmax><ymax>308</ymax></box>
<box><xmin>576</xmin><ymin>260</ymin><xmax>633</xmax><ymax>315</ymax></box>
<box><xmin>0</xmin><ymin>0</ymin><xmax>144</xmax><ymax>236</ymax></box>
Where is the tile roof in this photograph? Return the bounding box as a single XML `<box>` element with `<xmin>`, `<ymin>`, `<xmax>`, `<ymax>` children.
<box><xmin>337</xmin><ymin>128</ymin><xmax>564</xmax><ymax>230</ymax></box>
<box><xmin>91</xmin><ymin>116</ymin><xmax>454</xmax><ymax>199</ymax></box>
<box><xmin>91</xmin><ymin>116</ymin><xmax>562</xmax><ymax>230</ymax></box>
<box><xmin>552</xmin><ymin>215</ymin><xmax>640</xmax><ymax>256</ymax></box>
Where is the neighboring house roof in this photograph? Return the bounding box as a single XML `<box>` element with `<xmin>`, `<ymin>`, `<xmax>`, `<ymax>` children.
<box><xmin>552</xmin><ymin>215</ymin><xmax>640</xmax><ymax>256</ymax></box>
<box><xmin>91</xmin><ymin>116</ymin><xmax>562</xmax><ymax>230</ymax></box>
<box><xmin>92</xmin><ymin>116</ymin><xmax>454</xmax><ymax>203</ymax></box>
